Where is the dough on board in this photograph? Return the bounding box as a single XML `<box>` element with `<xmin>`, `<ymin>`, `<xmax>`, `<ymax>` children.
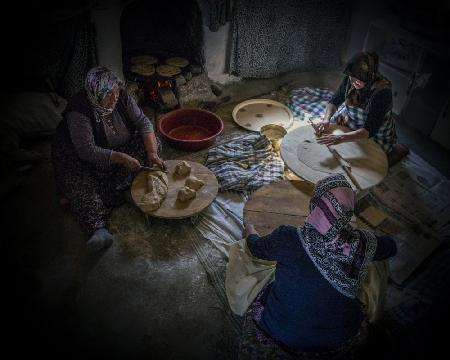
<box><xmin>141</xmin><ymin>172</ymin><xmax>169</xmax><ymax>211</ymax></box>
<box><xmin>177</xmin><ymin>186</ymin><xmax>196</xmax><ymax>202</ymax></box>
<box><xmin>139</xmin><ymin>192</ymin><xmax>162</xmax><ymax>211</ymax></box>
<box><xmin>185</xmin><ymin>176</ymin><xmax>205</xmax><ymax>191</ymax></box>
<box><xmin>175</xmin><ymin>161</ymin><xmax>192</xmax><ymax>176</ymax></box>
<box><xmin>152</xmin><ymin>171</ymin><xmax>168</xmax><ymax>187</ymax></box>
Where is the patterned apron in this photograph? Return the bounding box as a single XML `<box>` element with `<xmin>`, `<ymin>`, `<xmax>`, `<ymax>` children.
<box><xmin>330</xmin><ymin>103</ymin><xmax>396</xmax><ymax>153</ymax></box>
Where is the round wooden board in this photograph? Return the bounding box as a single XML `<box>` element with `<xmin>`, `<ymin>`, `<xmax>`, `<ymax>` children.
<box><xmin>280</xmin><ymin>125</ymin><xmax>388</xmax><ymax>191</ymax></box>
<box><xmin>232</xmin><ymin>99</ymin><xmax>293</xmax><ymax>132</ymax></box>
<box><xmin>131</xmin><ymin>160</ymin><xmax>218</xmax><ymax>219</ymax></box>
<box><xmin>244</xmin><ymin>180</ymin><xmax>357</xmax><ymax>236</ymax></box>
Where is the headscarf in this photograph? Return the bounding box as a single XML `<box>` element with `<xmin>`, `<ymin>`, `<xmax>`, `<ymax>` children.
<box><xmin>84</xmin><ymin>66</ymin><xmax>123</xmax><ymax>120</ymax></box>
<box><xmin>343</xmin><ymin>50</ymin><xmax>391</xmax><ymax>108</ymax></box>
<box><xmin>297</xmin><ymin>174</ymin><xmax>377</xmax><ymax>298</ymax></box>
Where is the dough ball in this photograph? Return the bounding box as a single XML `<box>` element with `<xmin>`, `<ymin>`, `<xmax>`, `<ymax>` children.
<box><xmin>185</xmin><ymin>176</ymin><xmax>204</xmax><ymax>191</ymax></box>
<box><xmin>177</xmin><ymin>186</ymin><xmax>196</xmax><ymax>202</ymax></box>
<box><xmin>175</xmin><ymin>161</ymin><xmax>191</xmax><ymax>176</ymax></box>
<box><xmin>139</xmin><ymin>192</ymin><xmax>161</xmax><ymax>211</ymax></box>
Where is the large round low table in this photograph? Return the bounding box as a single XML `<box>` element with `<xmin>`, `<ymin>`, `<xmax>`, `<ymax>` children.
<box><xmin>280</xmin><ymin>124</ymin><xmax>388</xmax><ymax>191</ymax></box>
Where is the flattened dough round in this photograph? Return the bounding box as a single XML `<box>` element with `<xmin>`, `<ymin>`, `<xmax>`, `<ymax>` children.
<box><xmin>297</xmin><ymin>140</ymin><xmax>343</xmax><ymax>174</ymax></box>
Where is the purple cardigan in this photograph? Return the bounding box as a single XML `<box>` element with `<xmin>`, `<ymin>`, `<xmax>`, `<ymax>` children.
<box><xmin>57</xmin><ymin>89</ymin><xmax>153</xmax><ymax>168</ymax></box>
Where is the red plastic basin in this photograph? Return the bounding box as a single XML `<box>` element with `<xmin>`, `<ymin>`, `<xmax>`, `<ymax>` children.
<box><xmin>158</xmin><ymin>108</ymin><xmax>224</xmax><ymax>151</ymax></box>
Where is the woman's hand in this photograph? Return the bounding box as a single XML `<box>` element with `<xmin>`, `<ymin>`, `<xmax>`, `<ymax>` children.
<box><xmin>121</xmin><ymin>153</ymin><xmax>141</xmax><ymax>171</ymax></box>
<box><xmin>111</xmin><ymin>151</ymin><xmax>141</xmax><ymax>171</ymax></box>
<box><xmin>148</xmin><ymin>152</ymin><xmax>167</xmax><ymax>171</ymax></box>
<box><xmin>243</xmin><ymin>219</ymin><xmax>258</xmax><ymax>238</ymax></box>
<box><xmin>316</xmin><ymin>134</ymin><xmax>344</xmax><ymax>146</ymax></box>
<box><xmin>317</xmin><ymin>121</ymin><xmax>330</xmax><ymax>136</ymax></box>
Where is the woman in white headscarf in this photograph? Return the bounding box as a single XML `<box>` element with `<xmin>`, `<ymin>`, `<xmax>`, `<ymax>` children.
<box><xmin>52</xmin><ymin>66</ymin><xmax>165</xmax><ymax>252</ymax></box>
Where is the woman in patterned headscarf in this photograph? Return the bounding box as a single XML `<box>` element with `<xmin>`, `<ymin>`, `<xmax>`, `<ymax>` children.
<box><xmin>317</xmin><ymin>51</ymin><xmax>409</xmax><ymax>166</ymax></box>
<box><xmin>52</xmin><ymin>66</ymin><xmax>166</xmax><ymax>252</ymax></box>
<box><xmin>242</xmin><ymin>174</ymin><xmax>397</xmax><ymax>358</ymax></box>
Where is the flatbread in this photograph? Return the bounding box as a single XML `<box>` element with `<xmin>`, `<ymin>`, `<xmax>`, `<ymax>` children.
<box><xmin>165</xmin><ymin>57</ymin><xmax>189</xmax><ymax>68</ymax></box>
<box><xmin>130</xmin><ymin>63</ymin><xmax>155</xmax><ymax>76</ymax></box>
<box><xmin>297</xmin><ymin>140</ymin><xmax>343</xmax><ymax>174</ymax></box>
<box><xmin>156</xmin><ymin>64</ymin><xmax>181</xmax><ymax>77</ymax></box>
<box><xmin>130</xmin><ymin>55</ymin><xmax>158</xmax><ymax>65</ymax></box>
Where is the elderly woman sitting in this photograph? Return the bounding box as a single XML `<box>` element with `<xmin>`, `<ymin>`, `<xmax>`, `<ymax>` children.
<box><xmin>52</xmin><ymin>66</ymin><xmax>165</xmax><ymax>252</ymax></box>
<box><xmin>243</xmin><ymin>174</ymin><xmax>397</xmax><ymax>358</ymax></box>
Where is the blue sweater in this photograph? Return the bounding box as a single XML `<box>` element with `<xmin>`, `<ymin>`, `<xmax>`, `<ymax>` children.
<box><xmin>247</xmin><ymin>225</ymin><xmax>397</xmax><ymax>352</ymax></box>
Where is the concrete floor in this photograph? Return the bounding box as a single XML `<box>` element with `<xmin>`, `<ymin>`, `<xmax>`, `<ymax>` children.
<box><xmin>3</xmin><ymin>71</ymin><xmax>449</xmax><ymax>359</ymax></box>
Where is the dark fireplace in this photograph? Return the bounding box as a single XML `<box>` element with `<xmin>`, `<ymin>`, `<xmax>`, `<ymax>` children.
<box><xmin>120</xmin><ymin>0</ymin><xmax>205</xmax><ymax>110</ymax></box>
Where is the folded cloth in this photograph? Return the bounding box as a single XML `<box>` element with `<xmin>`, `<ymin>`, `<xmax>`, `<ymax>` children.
<box><xmin>286</xmin><ymin>87</ymin><xmax>334</xmax><ymax>120</ymax></box>
<box><xmin>225</xmin><ymin>239</ymin><xmax>276</xmax><ymax>316</ymax></box>
<box><xmin>205</xmin><ymin>133</ymin><xmax>284</xmax><ymax>191</ymax></box>
<box><xmin>357</xmin><ymin>260</ymin><xmax>390</xmax><ymax>322</ymax></box>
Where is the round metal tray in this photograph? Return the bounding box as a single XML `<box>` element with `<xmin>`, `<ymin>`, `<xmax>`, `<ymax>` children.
<box><xmin>232</xmin><ymin>99</ymin><xmax>294</xmax><ymax>132</ymax></box>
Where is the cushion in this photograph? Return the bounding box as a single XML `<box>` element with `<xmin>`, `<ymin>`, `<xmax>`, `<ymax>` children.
<box><xmin>387</xmin><ymin>143</ymin><xmax>410</xmax><ymax>167</ymax></box>
<box><xmin>0</xmin><ymin>92</ymin><xmax>67</xmax><ymax>138</ymax></box>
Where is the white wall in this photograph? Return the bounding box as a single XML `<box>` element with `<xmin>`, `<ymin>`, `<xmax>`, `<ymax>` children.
<box><xmin>203</xmin><ymin>23</ymin><xmax>240</xmax><ymax>84</ymax></box>
<box><xmin>91</xmin><ymin>0</ymin><xmax>127</xmax><ymax>81</ymax></box>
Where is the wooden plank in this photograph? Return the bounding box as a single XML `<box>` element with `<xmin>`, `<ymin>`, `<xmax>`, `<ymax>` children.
<box><xmin>244</xmin><ymin>180</ymin><xmax>357</xmax><ymax>236</ymax></box>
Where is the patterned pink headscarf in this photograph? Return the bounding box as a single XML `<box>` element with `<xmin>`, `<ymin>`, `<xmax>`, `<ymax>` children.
<box><xmin>298</xmin><ymin>174</ymin><xmax>377</xmax><ymax>298</ymax></box>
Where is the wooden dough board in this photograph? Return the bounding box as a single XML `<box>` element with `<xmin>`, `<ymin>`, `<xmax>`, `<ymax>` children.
<box><xmin>232</xmin><ymin>99</ymin><xmax>293</xmax><ymax>132</ymax></box>
<box><xmin>131</xmin><ymin>160</ymin><xmax>218</xmax><ymax>219</ymax></box>
<box><xmin>280</xmin><ymin>124</ymin><xmax>388</xmax><ymax>191</ymax></box>
<box><xmin>244</xmin><ymin>180</ymin><xmax>357</xmax><ymax>236</ymax></box>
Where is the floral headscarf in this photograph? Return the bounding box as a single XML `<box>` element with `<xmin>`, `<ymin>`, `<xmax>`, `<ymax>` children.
<box><xmin>298</xmin><ymin>174</ymin><xmax>377</xmax><ymax>298</ymax></box>
<box><xmin>84</xmin><ymin>66</ymin><xmax>123</xmax><ymax>120</ymax></box>
<box><xmin>343</xmin><ymin>51</ymin><xmax>391</xmax><ymax>108</ymax></box>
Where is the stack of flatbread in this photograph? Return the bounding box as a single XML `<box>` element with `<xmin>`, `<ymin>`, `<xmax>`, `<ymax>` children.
<box><xmin>165</xmin><ymin>57</ymin><xmax>189</xmax><ymax>68</ymax></box>
<box><xmin>156</xmin><ymin>64</ymin><xmax>181</xmax><ymax>78</ymax></box>
<box><xmin>139</xmin><ymin>171</ymin><xmax>169</xmax><ymax>211</ymax></box>
<box><xmin>130</xmin><ymin>63</ymin><xmax>155</xmax><ymax>77</ymax></box>
<box><xmin>130</xmin><ymin>55</ymin><xmax>158</xmax><ymax>65</ymax></box>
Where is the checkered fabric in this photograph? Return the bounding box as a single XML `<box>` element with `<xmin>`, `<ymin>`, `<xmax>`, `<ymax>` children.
<box><xmin>205</xmin><ymin>133</ymin><xmax>284</xmax><ymax>192</ymax></box>
<box><xmin>286</xmin><ymin>87</ymin><xmax>334</xmax><ymax>120</ymax></box>
<box><xmin>331</xmin><ymin>104</ymin><xmax>396</xmax><ymax>153</ymax></box>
